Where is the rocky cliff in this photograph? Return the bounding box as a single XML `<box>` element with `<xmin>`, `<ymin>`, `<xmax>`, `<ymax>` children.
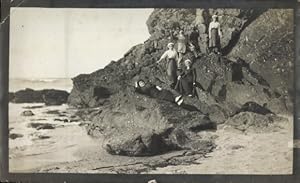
<box><xmin>68</xmin><ymin>8</ymin><xmax>293</xmax><ymax>156</ymax></box>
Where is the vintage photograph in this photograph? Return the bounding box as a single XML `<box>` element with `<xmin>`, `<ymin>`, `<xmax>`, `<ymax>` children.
<box><xmin>9</xmin><ymin>8</ymin><xmax>294</xmax><ymax>174</ymax></box>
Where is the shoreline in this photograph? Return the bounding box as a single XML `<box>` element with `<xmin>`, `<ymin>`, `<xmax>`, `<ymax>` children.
<box><xmin>9</xmin><ymin>102</ymin><xmax>293</xmax><ymax>174</ymax></box>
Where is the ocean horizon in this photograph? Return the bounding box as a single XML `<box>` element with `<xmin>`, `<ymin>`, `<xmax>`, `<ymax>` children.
<box><xmin>9</xmin><ymin>78</ymin><xmax>73</xmax><ymax>92</ymax></box>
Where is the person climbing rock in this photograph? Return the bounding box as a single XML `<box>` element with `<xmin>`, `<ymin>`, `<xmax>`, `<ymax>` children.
<box><xmin>134</xmin><ymin>79</ymin><xmax>184</xmax><ymax>106</ymax></box>
<box><xmin>176</xmin><ymin>30</ymin><xmax>187</xmax><ymax>66</ymax></box>
<box><xmin>209</xmin><ymin>14</ymin><xmax>222</xmax><ymax>54</ymax></box>
<box><xmin>189</xmin><ymin>26</ymin><xmax>200</xmax><ymax>52</ymax></box>
<box><xmin>175</xmin><ymin>59</ymin><xmax>196</xmax><ymax>97</ymax></box>
<box><xmin>157</xmin><ymin>42</ymin><xmax>179</xmax><ymax>88</ymax></box>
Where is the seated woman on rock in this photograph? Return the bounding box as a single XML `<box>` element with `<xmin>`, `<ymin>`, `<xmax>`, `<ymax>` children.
<box><xmin>157</xmin><ymin>42</ymin><xmax>179</xmax><ymax>88</ymax></box>
<box><xmin>134</xmin><ymin>79</ymin><xmax>184</xmax><ymax>106</ymax></box>
<box><xmin>175</xmin><ymin>59</ymin><xmax>196</xmax><ymax>97</ymax></box>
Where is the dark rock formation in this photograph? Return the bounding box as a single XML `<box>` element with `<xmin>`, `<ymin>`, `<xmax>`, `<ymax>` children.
<box><xmin>54</xmin><ymin>118</ymin><xmax>69</xmax><ymax>123</ymax></box>
<box><xmin>10</xmin><ymin>88</ymin><xmax>69</xmax><ymax>105</ymax></box>
<box><xmin>43</xmin><ymin>90</ymin><xmax>69</xmax><ymax>105</ymax></box>
<box><xmin>9</xmin><ymin>92</ymin><xmax>15</xmax><ymax>101</ymax></box>
<box><xmin>30</xmin><ymin>118</ymin><xmax>47</xmax><ymax>121</ymax></box>
<box><xmin>232</xmin><ymin>102</ymin><xmax>273</xmax><ymax>116</ymax></box>
<box><xmin>225</xmin><ymin>112</ymin><xmax>288</xmax><ymax>133</ymax></box>
<box><xmin>228</xmin><ymin>9</ymin><xmax>294</xmax><ymax>95</ymax></box>
<box><xmin>37</xmin><ymin>135</ymin><xmax>51</xmax><ymax>140</ymax></box>
<box><xmin>44</xmin><ymin>110</ymin><xmax>61</xmax><ymax>115</ymax></box>
<box><xmin>67</xmin><ymin>9</ymin><xmax>293</xmax><ymax>156</ymax></box>
<box><xmin>27</xmin><ymin>122</ymin><xmax>55</xmax><ymax>130</ymax></box>
<box><xmin>87</xmin><ymin>88</ymin><xmax>215</xmax><ymax>156</ymax></box>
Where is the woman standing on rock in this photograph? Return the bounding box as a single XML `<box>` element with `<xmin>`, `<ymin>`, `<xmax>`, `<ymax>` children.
<box><xmin>177</xmin><ymin>30</ymin><xmax>187</xmax><ymax>66</ymax></box>
<box><xmin>209</xmin><ymin>14</ymin><xmax>222</xmax><ymax>54</ymax></box>
<box><xmin>157</xmin><ymin>42</ymin><xmax>179</xmax><ymax>88</ymax></box>
<box><xmin>189</xmin><ymin>26</ymin><xmax>200</xmax><ymax>52</ymax></box>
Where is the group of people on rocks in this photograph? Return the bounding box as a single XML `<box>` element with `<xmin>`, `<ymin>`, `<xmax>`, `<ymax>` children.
<box><xmin>169</xmin><ymin>14</ymin><xmax>222</xmax><ymax>57</ymax></box>
<box><xmin>135</xmin><ymin>15</ymin><xmax>222</xmax><ymax>106</ymax></box>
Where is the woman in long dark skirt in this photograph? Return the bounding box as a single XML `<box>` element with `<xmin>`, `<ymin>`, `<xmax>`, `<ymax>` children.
<box><xmin>209</xmin><ymin>14</ymin><xmax>222</xmax><ymax>54</ymax></box>
<box><xmin>175</xmin><ymin>59</ymin><xmax>196</xmax><ymax>97</ymax></box>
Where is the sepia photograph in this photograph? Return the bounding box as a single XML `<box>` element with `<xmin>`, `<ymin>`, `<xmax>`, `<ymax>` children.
<box><xmin>8</xmin><ymin>7</ymin><xmax>294</xmax><ymax>174</ymax></box>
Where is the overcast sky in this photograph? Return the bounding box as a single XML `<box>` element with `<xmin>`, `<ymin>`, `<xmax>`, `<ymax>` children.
<box><xmin>9</xmin><ymin>8</ymin><xmax>153</xmax><ymax>79</ymax></box>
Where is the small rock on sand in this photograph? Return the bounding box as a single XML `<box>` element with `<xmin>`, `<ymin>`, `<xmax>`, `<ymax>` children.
<box><xmin>229</xmin><ymin>145</ymin><xmax>245</xmax><ymax>150</ymax></box>
<box><xmin>27</xmin><ymin>122</ymin><xmax>55</xmax><ymax>130</ymax></box>
<box><xmin>21</xmin><ymin>110</ymin><xmax>34</xmax><ymax>116</ymax></box>
<box><xmin>37</xmin><ymin>135</ymin><xmax>51</xmax><ymax>140</ymax></box>
<box><xmin>9</xmin><ymin>133</ymin><xmax>24</xmax><ymax>140</ymax></box>
<box><xmin>44</xmin><ymin>110</ymin><xmax>61</xmax><ymax>115</ymax></box>
<box><xmin>54</xmin><ymin>118</ymin><xmax>69</xmax><ymax>123</ymax></box>
<box><xmin>30</xmin><ymin>118</ymin><xmax>47</xmax><ymax>121</ymax></box>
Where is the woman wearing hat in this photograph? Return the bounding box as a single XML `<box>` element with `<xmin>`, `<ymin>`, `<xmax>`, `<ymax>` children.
<box><xmin>157</xmin><ymin>42</ymin><xmax>179</xmax><ymax>88</ymax></box>
<box><xmin>175</xmin><ymin>59</ymin><xmax>196</xmax><ymax>97</ymax></box>
<box><xmin>209</xmin><ymin>14</ymin><xmax>222</xmax><ymax>54</ymax></box>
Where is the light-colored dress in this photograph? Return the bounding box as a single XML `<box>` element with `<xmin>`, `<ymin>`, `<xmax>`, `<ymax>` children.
<box><xmin>177</xmin><ymin>34</ymin><xmax>186</xmax><ymax>54</ymax></box>
<box><xmin>159</xmin><ymin>49</ymin><xmax>178</xmax><ymax>60</ymax></box>
<box><xmin>209</xmin><ymin>21</ymin><xmax>221</xmax><ymax>48</ymax></box>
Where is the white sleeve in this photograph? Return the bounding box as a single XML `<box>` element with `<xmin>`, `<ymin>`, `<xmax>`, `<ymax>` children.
<box><xmin>160</xmin><ymin>51</ymin><xmax>168</xmax><ymax>60</ymax></box>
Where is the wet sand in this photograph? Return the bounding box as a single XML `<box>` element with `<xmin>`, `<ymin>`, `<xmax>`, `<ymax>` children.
<box><xmin>9</xmin><ymin>103</ymin><xmax>293</xmax><ymax>174</ymax></box>
<box><xmin>149</xmin><ymin>117</ymin><xmax>293</xmax><ymax>174</ymax></box>
<box><xmin>9</xmin><ymin>103</ymin><xmax>99</xmax><ymax>172</ymax></box>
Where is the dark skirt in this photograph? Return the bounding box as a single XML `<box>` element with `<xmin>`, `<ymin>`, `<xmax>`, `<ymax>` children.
<box><xmin>209</xmin><ymin>28</ymin><xmax>220</xmax><ymax>48</ymax></box>
<box><xmin>167</xmin><ymin>58</ymin><xmax>178</xmax><ymax>84</ymax></box>
<box><xmin>175</xmin><ymin>69</ymin><xmax>194</xmax><ymax>95</ymax></box>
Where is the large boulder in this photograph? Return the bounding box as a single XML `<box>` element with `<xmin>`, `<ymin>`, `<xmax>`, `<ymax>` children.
<box><xmin>43</xmin><ymin>90</ymin><xmax>70</xmax><ymax>105</ymax></box>
<box><xmin>12</xmin><ymin>88</ymin><xmax>44</xmax><ymax>103</ymax></box>
<box><xmin>86</xmin><ymin>88</ymin><xmax>216</xmax><ymax>156</ymax></box>
<box><xmin>225</xmin><ymin>112</ymin><xmax>288</xmax><ymax>133</ymax></box>
<box><xmin>228</xmin><ymin>9</ymin><xmax>294</xmax><ymax>95</ymax></box>
<box><xmin>10</xmin><ymin>88</ymin><xmax>69</xmax><ymax>105</ymax></box>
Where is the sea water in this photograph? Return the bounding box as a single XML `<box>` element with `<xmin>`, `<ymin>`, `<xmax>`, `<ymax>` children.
<box><xmin>9</xmin><ymin>78</ymin><xmax>97</xmax><ymax>172</ymax></box>
<box><xmin>9</xmin><ymin>78</ymin><xmax>73</xmax><ymax>92</ymax></box>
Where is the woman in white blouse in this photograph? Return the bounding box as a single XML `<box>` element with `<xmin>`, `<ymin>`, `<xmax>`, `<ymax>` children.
<box><xmin>209</xmin><ymin>14</ymin><xmax>222</xmax><ymax>54</ymax></box>
<box><xmin>157</xmin><ymin>42</ymin><xmax>179</xmax><ymax>88</ymax></box>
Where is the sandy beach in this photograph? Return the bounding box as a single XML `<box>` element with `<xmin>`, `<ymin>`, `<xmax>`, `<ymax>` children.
<box><xmin>149</xmin><ymin>117</ymin><xmax>293</xmax><ymax>174</ymax></box>
<box><xmin>9</xmin><ymin>101</ymin><xmax>293</xmax><ymax>174</ymax></box>
<box><xmin>9</xmin><ymin>103</ymin><xmax>98</xmax><ymax>172</ymax></box>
